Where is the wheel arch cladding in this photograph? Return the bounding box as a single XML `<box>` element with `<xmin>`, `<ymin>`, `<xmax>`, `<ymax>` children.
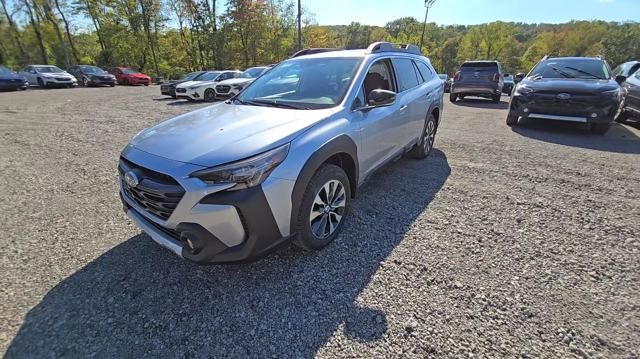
<box><xmin>289</xmin><ymin>135</ymin><xmax>359</xmax><ymax>235</ymax></box>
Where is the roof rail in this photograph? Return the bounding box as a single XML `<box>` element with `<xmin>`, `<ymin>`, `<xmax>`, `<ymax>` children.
<box><xmin>366</xmin><ymin>42</ymin><xmax>421</xmax><ymax>55</ymax></box>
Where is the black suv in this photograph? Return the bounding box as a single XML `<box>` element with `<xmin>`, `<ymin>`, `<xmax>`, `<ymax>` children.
<box><xmin>450</xmin><ymin>60</ymin><xmax>504</xmax><ymax>103</ymax></box>
<box><xmin>506</xmin><ymin>56</ymin><xmax>625</xmax><ymax>134</ymax></box>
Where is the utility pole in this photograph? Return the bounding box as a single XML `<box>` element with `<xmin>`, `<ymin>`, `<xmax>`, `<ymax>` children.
<box><xmin>297</xmin><ymin>0</ymin><xmax>302</xmax><ymax>50</ymax></box>
<box><xmin>419</xmin><ymin>0</ymin><xmax>436</xmax><ymax>52</ymax></box>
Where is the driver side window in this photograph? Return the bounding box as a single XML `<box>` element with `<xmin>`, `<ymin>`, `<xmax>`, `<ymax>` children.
<box><xmin>363</xmin><ymin>59</ymin><xmax>396</xmax><ymax>102</ymax></box>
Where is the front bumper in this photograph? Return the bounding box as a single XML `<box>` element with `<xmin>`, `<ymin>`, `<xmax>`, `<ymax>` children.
<box><xmin>451</xmin><ymin>84</ymin><xmax>501</xmax><ymax>96</ymax></box>
<box><xmin>509</xmin><ymin>94</ymin><xmax>618</xmax><ymax>124</ymax></box>
<box><xmin>161</xmin><ymin>86</ymin><xmax>176</xmax><ymax>97</ymax></box>
<box><xmin>119</xmin><ymin>145</ymin><xmax>293</xmax><ymax>263</ymax></box>
<box><xmin>43</xmin><ymin>78</ymin><xmax>77</xmax><ymax>86</ymax></box>
<box><xmin>89</xmin><ymin>78</ymin><xmax>116</xmax><ymax>85</ymax></box>
<box><xmin>0</xmin><ymin>81</ymin><xmax>28</xmax><ymax>90</ymax></box>
<box><xmin>121</xmin><ymin>77</ymin><xmax>150</xmax><ymax>85</ymax></box>
<box><xmin>176</xmin><ymin>88</ymin><xmax>203</xmax><ymax>101</ymax></box>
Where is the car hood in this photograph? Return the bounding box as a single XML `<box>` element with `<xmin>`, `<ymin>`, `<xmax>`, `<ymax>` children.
<box><xmin>217</xmin><ymin>78</ymin><xmax>253</xmax><ymax>86</ymax></box>
<box><xmin>130</xmin><ymin>103</ymin><xmax>337</xmax><ymax>167</ymax></box>
<box><xmin>41</xmin><ymin>72</ymin><xmax>72</xmax><ymax>77</ymax></box>
<box><xmin>176</xmin><ymin>80</ymin><xmax>211</xmax><ymax>88</ymax></box>
<box><xmin>523</xmin><ymin>78</ymin><xmax>618</xmax><ymax>93</ymax></box>
<box><xmin>0</xmin><ymin>74</ymin><xmax>25</xmax><ymax>81</ymax></box>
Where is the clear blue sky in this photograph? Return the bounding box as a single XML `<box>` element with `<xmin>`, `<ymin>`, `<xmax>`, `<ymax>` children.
<box><xmin>309</xmin><ymin>0</ymin><xmax>640</xmax><ymax>26</ymax></box>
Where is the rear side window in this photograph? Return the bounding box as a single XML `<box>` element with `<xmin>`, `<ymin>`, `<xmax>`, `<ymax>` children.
<box><xmin>415</xmin><ymin>61</ymin><xmax>435</xmax><ymax>82</ymax></box>
<box><xmin>392</xmin><ymin>58</ymin><xmax>420</xmax><ymax>92</ymax></box>
<box><xmin>461</xmin><ymin>62</ymin><xmax>499</xmax><ymax>72</ymax></box>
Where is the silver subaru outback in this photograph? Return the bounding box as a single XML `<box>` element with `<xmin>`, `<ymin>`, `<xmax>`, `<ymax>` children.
<box><xmin>119</xmin><ymin>42</ymin><xmax>444</xmax><ymax>264</ymax></box>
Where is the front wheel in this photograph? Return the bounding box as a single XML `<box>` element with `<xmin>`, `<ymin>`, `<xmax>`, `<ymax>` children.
<box><xmin>37</xmin><ymin>78</ymin><xmax>45</xmax><ymax>88</ymax></box>
<box><xmin>204</xmin><ymin>88</ymin><xmax>216</xmax><ymax>102</ymax></box>
<box><xmin>506</xmin><ymin>112</ymin><xmax>518</xmax><ymax>126</ymax></box>
<box><xmin>294</xmin><ymin>164</ymin><xmax>351</xmax><ymax>251</ymax></box>
<box><xmin>83</xmin><ymin>77</ymin><xmax>89</xmax><ymax>87</ymax></box>
<box><xmin>409</xmin><ymin>113</ymin><xmax>437</xmax><ymax>159</ymax></box>
<box><xmin>449</xmin><ymin>92</ymin><xmax>457</xmax><ymax>103</ymax></box>
<box><xmin>492</xmin><ymin>94</ymin><xmax>501</xmax><ymax>103</ymax></box>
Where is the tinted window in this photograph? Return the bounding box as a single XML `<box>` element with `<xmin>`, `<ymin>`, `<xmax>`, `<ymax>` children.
<box><xmin>460</xmin><ymin>62</ymin><xmax>499</xmax><ymax>72</ymax></box>
<box><xmin>415</xmin><ymin>61</ymin><xmax>434</xmax><ymax>82</ymax></box>
<box><xmin>393</xmin><ymin>58</ymin><xmax>420</xmax><ymax>91</ymax></box>
<box><xmin>530</xmin><ymin>59</ymin><xmax>609</xmax><ymax>80</ymax></box>
<box><xmin>636</xmin><ymin>71</ymin><xmax>640</xmax><ymax>80</ymax></box>
<box><xmin>199</xmin><ymin>72</ymin><xmax>221</xmax><ymax>81</ymax></box>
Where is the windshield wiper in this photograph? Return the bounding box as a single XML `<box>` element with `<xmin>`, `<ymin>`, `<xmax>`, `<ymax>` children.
<box><xmin>249</xmin><ymin>99</ymin><xmax>311</xmax><ymax>110</ymax></box>
<box><xmin>548</xmin><ymin>66</ymin><xmax>575</xmax><ymax>79</ymax></box>
<box><xmin>561</xmin><ymin>66</ymin><xmax>601</xmax><ymax>79</ymax></box>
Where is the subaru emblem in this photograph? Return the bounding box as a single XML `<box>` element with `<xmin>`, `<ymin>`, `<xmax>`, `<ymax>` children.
<box><xmin>124</xmin><ymin>171</ymin><xmax>139</xmax><ymax>188</ymax></box>
<box><xmin>557</xmin><ymin>93</ymin><xmax>571</xmax><ymax>100</ymax></box>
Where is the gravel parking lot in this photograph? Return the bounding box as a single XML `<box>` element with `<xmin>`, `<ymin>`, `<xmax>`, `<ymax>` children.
<box><xmin>1</xmin><ymin>86</ymin><xmax>639</xmax><ymax>358</ymax></box>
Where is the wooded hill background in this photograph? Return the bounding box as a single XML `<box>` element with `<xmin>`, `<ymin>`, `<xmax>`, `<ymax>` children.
<box><xmin>1</xmin><ymin>0</ymin><xmax>639</xmax><ymax>78</ymax></box>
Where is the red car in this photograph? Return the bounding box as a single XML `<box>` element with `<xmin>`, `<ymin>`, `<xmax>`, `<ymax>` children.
<box><xmin>107</xmin><ymin>67</ymin><xmax>151</xmax><ymax>86</ymax></box>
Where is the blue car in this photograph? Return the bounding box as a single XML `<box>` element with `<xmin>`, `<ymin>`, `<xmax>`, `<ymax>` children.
<box><xmin>0</xmin><ymin>66</ymin><xmax>28</xmax><ymax>91</ymax></box>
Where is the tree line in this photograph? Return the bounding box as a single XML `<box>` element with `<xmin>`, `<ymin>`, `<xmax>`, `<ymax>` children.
<box><xmin>1</xmin><ymin>0</ymin><xmax>638</xmax><ymax>78</ymax></box>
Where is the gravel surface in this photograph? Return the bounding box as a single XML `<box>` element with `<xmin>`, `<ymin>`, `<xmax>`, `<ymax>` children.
<box><xmin>1</xmin><ymin>86</ymin><xmax>639</xmax><ymax>358</ymax></box>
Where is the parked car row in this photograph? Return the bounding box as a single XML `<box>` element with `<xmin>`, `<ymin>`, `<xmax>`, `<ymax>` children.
<box><xmin>160</xmin><ymin>66</ymin><xmax>272</xmax><ymax>102</ymax></box>
<box><xmin>0</xmin><ymin>64</ymin><xmax>154</xmax><ymax>89</ymax></box>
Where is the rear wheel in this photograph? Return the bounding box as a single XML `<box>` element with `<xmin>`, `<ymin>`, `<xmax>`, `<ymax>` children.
<box><xmin>506</xmin><ymin>112</ymin><xmax>519</xmax><ymax>126</ymax></box>
<box><xmin>294</xmin><ymin>164</ymin><xmax>350</xmax><ymax>251</ymax></box>
<box><xmin>449</xmin><ymin>92</ymin><xmax>457</xmax><ymax>103</ymax></box>
<box><xmin>492</xmin><ymin>94</ymin><xmax>501</xmax><ymax>103</ymax></box>
<box><xmin>82</xmin><ymin>77</ymin><xmax>89</xmax><ymax>87</ymax></box>
<box><xmin>37</xmin><ymin>78</ymin><xmax>45</xmax><ymax>88</ymax></box>
<box><xmin>204</xmin><ymin>88</ymin><xmax>216</xmax><ymax>102</ymax></box>
<box><xmin>409</xmin><ymin>113</ymin><xmax>437</xmax><ymax>159</ymax></box>
<box><xmin>590</xmin><ymin>123</ymin><xmax>610</xmax><ymax>135</ymax></box>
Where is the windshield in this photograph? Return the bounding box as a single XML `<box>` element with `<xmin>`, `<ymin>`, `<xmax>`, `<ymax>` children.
<box><xmin>0</xmin><ymin>66</ymin><xmax>13</xmax><ymax>75</ymax></box>
<box><xmin>182</xmin><ymin>71</ymin><xmax>204</xmax><ymax>81</ymax></box>
<box><xmin>241</xmin><ymin>67</ymin><xmax>268</xmax><ymax>79</ymax></box>
<box><xmin>81</xmin><ymin>66</ymin><xmax>106</xmax><ymax>74</ymax></box>
<box><xmin>36</xmin><ymin>66</ymin><xmax>64</xmax><ymax>73</ymax></box>
<box><xmin>237</xmin><ymin>57</ymin><xmax>362</xmax><ymax>110</ymax></box>
<box><xmin>197</xmin><ymin>72</ymin><xmax>221</xmax><ymax>81</ymax></box>
<box><xmin>530</xmin><ymin>59</ymin><xmax>609</xmax><ymax>80</ymax></box>
<box><xmin>122</xmin><ymin>68</ymin><xmax>140</xmax><ymax>75</ymax></box>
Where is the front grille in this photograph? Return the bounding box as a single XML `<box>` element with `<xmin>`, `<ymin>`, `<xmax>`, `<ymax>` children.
<box><xmin>119</xmin><ymin>157</ymin><xmax>185</xmax><ymax>220</ymax></box>
<box><xmin>55</xmin><ymin>77</ymin><xmax>70</xmax><ymax>81</ymax></box>
<box><xmin>176</xmin><ymin>88</ymin><xmax>186</xmax><ymax>93</ymax></box>
<box><xmin>216</xmin><ymin>85</ymin><xmax>231</xmax><ymax>93</ymax></box>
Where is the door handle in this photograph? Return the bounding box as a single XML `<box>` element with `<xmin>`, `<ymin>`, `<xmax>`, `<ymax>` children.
<box><xmin>400</xmin><ymin>105</ymin><xmax>408</xmax><ymax>111</ymax></box>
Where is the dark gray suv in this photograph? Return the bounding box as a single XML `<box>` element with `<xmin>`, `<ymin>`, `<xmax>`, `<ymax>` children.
<box><xmin>450</xmin><ymin>61</ymin><xmax>504</xmax><ymax>103</ymax></box>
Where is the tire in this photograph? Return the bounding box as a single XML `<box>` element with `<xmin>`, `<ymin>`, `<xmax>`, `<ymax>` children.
<box><xmin>144</xmin><ymin>82</ymin><xmax>150</xmax><ymax>87</ymax></box>
<box><xmin>37</xmin><ymin>77</ymin><xmax>45</xmax><ymax>88</ymax></box>
<box><xmin>67</xmin><ymin>84</ymin><xmax>74</xmax><ymax>88</ymax></box>
<box><xmin>449</xmin><ymin>92</ymin><xmax>457</xmax><ymax>103</ymax></box>
<box><xmin>204</xmin><ymin>88</ymin><xmax>216</xmax><ymax>102</ymax></box>
<box><xmin>506</xmin><ymin>112</ymin><xmax>519</xmax><ymax>126</ymax></box>
<box><xmin>409</xmin><ymin>113</ymin><xmax>437</xmax><ymax>159</ymax></box>
<box><xmin>82</xmin><ymin>77</ymin><xmax>89</xmax><ymax>87</ymax></box>
<box><xmin>590</xmin><ymin>123</ymin><xmax>610</xmax><ymax>135</ymax></box>
<box><xmin>110</xmin><ymin>83</ymin><xmax>116</xmax><ymax>87</ymax></box>
<box><xmin>492</xmin><ymin>94</ymin><xmax>501</xmax><ymax>103</ymax></box>
<box><xmin>615</xmin><ymin>111</ymin><xmax>629</xmax><ymax>123</ymax></box>
<box><xmin>294</xmin><ymin>164</ymin><xmax>351</xmax><ymax>251</ymax></box>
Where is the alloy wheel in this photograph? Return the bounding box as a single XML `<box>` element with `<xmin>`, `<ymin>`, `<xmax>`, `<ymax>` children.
<box><xmin>83</xmin><ymin>77</ymin><xmax>89</xmax><ymax>87</ymax></box>
<box><xmin>423</xmin><ymin>117</ymin><xmax>436</xmax><ymax>155</ymax></box>
<box><xmin>309</xmin><ymin>179</ymin><xmax>346</xmax><ymax>239</ymax></box>
<box><xmin>204</xmin><ymin>88</ymin><xmax>215</xmax><ymax>102</ymax></box>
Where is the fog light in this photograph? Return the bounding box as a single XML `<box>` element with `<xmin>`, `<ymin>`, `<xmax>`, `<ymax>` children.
<box><xmin>523</xmin><ymin>108</ymin><xmax>529</xmax><ymax>113</ymax></box>
<box><xmin>591</xmin><ymin>113</ymin><xmax>598</xmax><ymax>118</ymax></box>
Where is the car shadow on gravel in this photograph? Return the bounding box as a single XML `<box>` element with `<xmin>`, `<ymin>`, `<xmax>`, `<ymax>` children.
<box><xmin>6</xmin><ymin>150</ymin><xmax>450</xmax><ymax>358</ymax></box>
<box><xmin>511</xmin><ymin>118</ymin><xmax>640</xmax><ymax>154</ymax></box>
<box><xmin>451</xmin><ymin>97</ymin><xmax>509</xmax><ymax>110</ymax></box>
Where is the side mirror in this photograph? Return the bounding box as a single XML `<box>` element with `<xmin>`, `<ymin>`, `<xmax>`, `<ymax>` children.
<box><xmin>615</xmin><ymin>75</ymin><xmax>627</xmax><ymax>85</ymax></box>
<box><xmin>366</xmin><ymin>89</ymin><xmax>396</xmax><ymax>108</ymax></box>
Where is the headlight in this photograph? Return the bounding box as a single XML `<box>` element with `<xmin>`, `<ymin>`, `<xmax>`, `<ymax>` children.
<box><xmin>232</xmin><ymin>84</ymin><xmax>244</xmax><ymax>90</ymax></box>
<box><xmin>514</xmin><ymin>85</ymin><xmax>534</xmax><ymax>96</ymax></box>
<box><xmin>191</xmin><ymin>143</ymin><xmax>290</xmax><ymax>190</ymax></box>
<box><xmin>42</xmin><ymin>74</ymin><xmax>53</xmax><ymax>78</ymax></box>
<box><xmin>188</xmin><ymin>85</ymin><xmax>201</xmax><ymax>90</ymax></box>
